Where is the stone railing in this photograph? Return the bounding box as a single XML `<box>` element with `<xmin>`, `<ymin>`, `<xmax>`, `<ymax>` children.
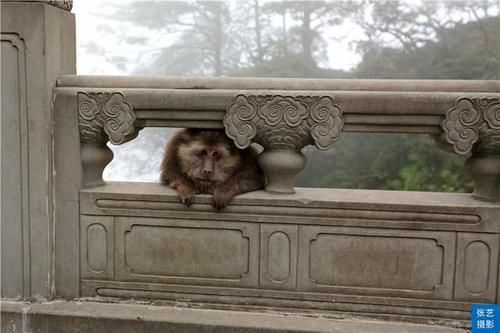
<box><xmin>52</xmin><ymin>75</ymin><xmax>500</xmax><ymax>328</ymax></box>
<box><xmin>58</xmin><ymin>75</ymin><xmax>500</xmax><ymax>198</ymax></box>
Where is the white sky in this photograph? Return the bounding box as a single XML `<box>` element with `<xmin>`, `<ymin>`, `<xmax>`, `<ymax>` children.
<box><xmin>73</xmin><ymin>0</ymin><xmax>364</xmax><ymax>75</ymax></box>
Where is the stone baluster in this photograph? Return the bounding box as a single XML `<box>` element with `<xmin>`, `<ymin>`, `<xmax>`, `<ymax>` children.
<box><xmin>441</xmin><ymin>97</ymin><xmax>500</xmax><ymax>202</ymax></box>
<box><xmin>224</xmin><ymin>94</ymin><xmax>344</xmax><ymax>193</ymax></box>
<box><xmin>78</xmin><ymin>92</ymin><xmax>140</xmax><ymax>186</ymax></box>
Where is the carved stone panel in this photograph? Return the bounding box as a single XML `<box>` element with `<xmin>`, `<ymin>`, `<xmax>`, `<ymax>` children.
<box><xmin>80</xmin><ymin>215</ymin><xmax>114</xmax><ymax>280</ymax></box>
<box><xmin>297</xmin><ymin>226</ymin><xmax>456</xmax><ymax>300</ymax></box>
<box><xmin>442</xmin><ymin>97</ymin><xmax>500</xmax><ymax>155</ymax></box>
<box><xmin>441</xmin><ymin>97</ymin><xmax>500</xmax><ymax>202</ymax></box>
<box><xmin>115</xmin><ymin>217</ymin><xmax>259</xmax><ymax>288</ymax></box>
<box><xmin>224</xmin><ymin>94</ymin><xmax>344</xmax><ymax>193</ymax></box>
<box><xmin>260</xmin><ymin>224</ymin><xmax>298</xmax><ymax>290</ymax></box>
<box><xmin>454</xmin><ymin>233</ymin><xmax>499</xmax><ymax>302</ymax></box>
<box><xmin>78</xmin><ymin>92</ymin><xmax>138</xmax><ymax>145</ymax></box>
<box><xmin>224</xmin><ymin>94</ymin><xmax>344</xmax><ymax>151</ymax></box>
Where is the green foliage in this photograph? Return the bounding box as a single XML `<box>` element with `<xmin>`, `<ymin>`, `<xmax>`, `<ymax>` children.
<box><xmin>355</xmin><ymin>17</ymin><xmax>500</xmax><ymax>79</ymax></box>
<box><xmin>296</xmin><ymin>134</ymin><xmax>472</xmax><ymax>192</ymax></box>
<box><xmin>294</xmin><ymin>4</ymin><xmax>498</xmax><ymax>192</ymax></box>
<box><xmin>228</xmin><ymin>54</ymin><xmax>350</xmax><ymax>78</ymax></box>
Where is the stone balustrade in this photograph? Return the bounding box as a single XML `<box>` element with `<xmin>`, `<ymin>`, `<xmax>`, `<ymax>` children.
<box><xmin>57</xmin><ymin>75</ymin><xmax>500</xmax><ymax>198</ymax></box>
<box><xmin>3</xmin><ymin>2</ymin><xmax>499</xmax><ymax>331</ymax></box>
<box><xmin>50</xmin><ymin>75</ymin><xmax>500</xmax><ymax>329</ymax></box>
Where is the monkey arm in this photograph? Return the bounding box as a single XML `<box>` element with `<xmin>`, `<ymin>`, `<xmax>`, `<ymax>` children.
<box><xmin>212</xmin><ymin>167</ymin><xmax>265</xmax><ymax>210</ymax></box>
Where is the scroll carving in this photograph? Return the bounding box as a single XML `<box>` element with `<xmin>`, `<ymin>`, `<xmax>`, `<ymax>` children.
<box><xmin>224</xmin><ymin>95</ymin><xmax>344</xmax><ymax>151</ymax></box>
<box><xmin>78</xmin><ymin>92</ymin><xmax>139</xmax><ymax>145</ymax></box>
<box><xmin>442</xmin><ymin>97</ymin><xmax>500</xmax><ymax>155</ymax></box>
<box><xmin>442</xmin><ymin>97</ymin><xmax>500</xmax><ymax>202</ymax></box>
<box><xmin>46</xmin><ymin>0</ymin><xmax>73</xmax><ymax>11</ymax></box>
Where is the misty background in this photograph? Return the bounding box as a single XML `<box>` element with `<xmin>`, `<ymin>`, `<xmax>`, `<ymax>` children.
<box><xmin>74</xmin><ymin>0</ymin><xmax>500</xmax><ymax>192</ymax></box>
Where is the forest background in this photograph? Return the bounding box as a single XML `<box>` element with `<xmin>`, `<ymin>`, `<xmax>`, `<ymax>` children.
<box><xmin>76</xmin><ymin>0</ymin><xmax>500</xmax><ymax>192</ymax></box>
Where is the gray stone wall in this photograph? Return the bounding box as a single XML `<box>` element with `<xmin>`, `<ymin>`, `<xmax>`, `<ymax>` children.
<box><xmin>1</xmin><ymin>0</ymin><xmax>75</xmax><ymax>299</ymax></box>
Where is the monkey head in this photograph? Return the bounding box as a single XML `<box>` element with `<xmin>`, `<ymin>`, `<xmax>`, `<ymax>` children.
<box><xmin>160</xmin><ymin>128</ymin><xmax>264</xmax><ymax>210</ymax></box>
<box><xmin>177</xmin><ymin>130</ymin><xmax>242</xmax><ymax>183</ymax></box>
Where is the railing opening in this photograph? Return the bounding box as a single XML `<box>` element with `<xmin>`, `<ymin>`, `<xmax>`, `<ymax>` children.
<box><xmin>103</xmin><ymin>128</ymin><xmax>173</xmax><ymax>182</ymax></box>
<box><xmin>296</xmin><ymin>133</ymin><xmax>472</xmax><ymax>192</ymax></box>
<box><xmin>105</xmin><ymin>129</ymin><xmax>472</xmax><ymax>193</ymax></box>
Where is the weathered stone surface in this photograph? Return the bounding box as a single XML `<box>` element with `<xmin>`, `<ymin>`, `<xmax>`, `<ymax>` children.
<box><xmin>71</xmin><ymin>182</ymin><xmax>500</xmax><ymax>326</ymax></box>
<box><xmin>224</xmin><ymin>94</ymin><xmax>343</xmax><ymax>192</ymax></box>
<box><xmin>54</xmin><ymin>77</ymin><xmax>500</xmax><ymax>193</ymax></box>
<box><xmin>441</xmin><ymin>97</ymin><xmax>500</xmax><ymax>201</ymax></box>
<box><xmin>0</xmin><ymin>300</ymin><xmax>468</xmax><ymax>333</ymax></box>
<box><xmin>1</xmin><ymin>1</ymin><xmax>75</xmax><ymax>299</ymax></box>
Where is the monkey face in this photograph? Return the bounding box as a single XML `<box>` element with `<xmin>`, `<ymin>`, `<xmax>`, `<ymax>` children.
<box><xmin>160</xmin><ymin>129</ymin><xmax>264</xmax><ymax>209</ymax></box>
<box><xmin>178</xmin><ymin>141</ymin><xmax>242</xmax><ymax>182</ymax></box>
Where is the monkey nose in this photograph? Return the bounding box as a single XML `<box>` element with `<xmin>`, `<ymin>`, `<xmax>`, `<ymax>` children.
<box><xmin>203</xmin><ymin>169</ymin><xmax>212</xmax><ymax>177</ymax></box>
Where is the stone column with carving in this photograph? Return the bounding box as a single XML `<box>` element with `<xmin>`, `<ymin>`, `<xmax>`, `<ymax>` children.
<box><xmin>224</xmin><ymin>94</ymin><xmax>344</xmax><ymax>193</ymax></box>
<box><xmin>78</xmin><ymin>92</ymin><xmax>141</xmax><ymax>187</ymax></box>
<box><xmin>441</xmin><ymin>97</ymin><xmax>500</xmax><ymax>202</ymax></box>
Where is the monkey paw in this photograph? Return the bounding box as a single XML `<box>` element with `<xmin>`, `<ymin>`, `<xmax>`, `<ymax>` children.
<box><xmin>176</xmin><ymin>187</ymin><xmax>196</xmax><ymax>207</ymax></box>
<box><xmin>212</xmin><ymin>191</ymin><xmax>234</xmax><ymax>211</ymax></box>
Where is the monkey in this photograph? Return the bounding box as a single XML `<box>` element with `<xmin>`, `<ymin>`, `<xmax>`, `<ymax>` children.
<box><xmin>160</xmin><ymin>128</ymin><xmax>265</xmax><ymax>210</ymax></box>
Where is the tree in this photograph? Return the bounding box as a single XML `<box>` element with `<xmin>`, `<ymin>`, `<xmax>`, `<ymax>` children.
<box><xmin>262</xmin><ymin>1</ymin><xmax>346</xmax><ymax>68</ymax></box>
<box><xmin>350</xmin><ymin>0</ymin><xmax>499</xmax><ymax>79</ymax></box>
<box><xmin>102</xmin><ymin>0</ymin><xmax>496</xmax><ymax>193</ymax></box>
<box><xmin>297</xmin><ymin>5</ymin><xmax>498</xmax><ymax>192</ymax></box>
<box><xmin>112</xmin><ymin>1</ymin><xmax>234</xmax><ymax>76</ymax></box>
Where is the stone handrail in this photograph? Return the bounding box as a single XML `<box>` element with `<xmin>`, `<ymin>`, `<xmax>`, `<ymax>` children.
<box><xmin>51</xmin><ymin>76</ymin><xmax>500</xmax><ymax>327</ymax></box>
<box><xmin>55</xmin><ymin>75</ymin><xmax>500</xmax><ymax>200</ymax></box>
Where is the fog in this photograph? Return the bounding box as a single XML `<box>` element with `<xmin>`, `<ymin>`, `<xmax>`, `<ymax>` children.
<box><xmin>74</xmin><ymin>0</ymin><xmax>499</xmax><ymax>191</ymax></box>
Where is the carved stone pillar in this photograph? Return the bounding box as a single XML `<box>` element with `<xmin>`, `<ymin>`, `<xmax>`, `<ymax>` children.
<box><xmin>441</xmin><ymin>97</ymin><xmax>500</xmax><ymax>202</ymax></box>
<box><xmin>225</xmin><ymin>94</ymin><xmax>344</xmax><ymax>193</ymax></box>
<box><xmin>78</xmin><ymin>92</ymin><xmax>140</xmax><ymax>187</ymax></box>
<box><xmin>1</xmin><ymin>0</ymin><xmax>75</xmax><ymax>299</ymax></box>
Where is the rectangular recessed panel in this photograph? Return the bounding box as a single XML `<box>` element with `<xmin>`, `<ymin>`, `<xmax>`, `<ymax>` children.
<box><xmin>310</xmin><ymin>234</ymin><xmax>443</xmax><ymax>290</ymax></box>
<box><xmin>298</xmin><ymin>226</ymin><xmax>455</xmax><ymax>299</ymax></box>
<box><xmin>114</xmin><ymin>217</ymin><xmax>259</xmax><ymax>287</ymax></box>
<box><xmin>124</xmin><ymin>225</ymin><xmax>249</xmax><ymax>279</ymax></box>
<box><xmin>1</xmin><ymin>34</ymin><xmax>28</xmax><ymax>298</ymax></box>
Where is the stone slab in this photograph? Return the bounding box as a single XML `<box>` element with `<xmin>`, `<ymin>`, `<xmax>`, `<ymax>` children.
<box><xmin>57</xmin><ymin>75</ymin><xmax>500</xmax><ymax>92</ymax></box>
<box><xmin>0</xmin><ymin>300</ymin><xmax>467</xmax><ymax>333</ymax></box>
<box><xmin>80</xmin><ymin>182</ymin><xmax>500</xmax><ymax>233</ymax></box>
<box><xmin>1</xmin><ymin>1</ymin><xmax>76</xmax><ymax>300</ymax></box>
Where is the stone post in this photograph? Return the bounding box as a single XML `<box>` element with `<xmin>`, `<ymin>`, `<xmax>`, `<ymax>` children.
<box><xmin>441</xmin><ymin>97</ymin><xmax>500</xmax><ymax>202</ymax></box>
<box><xmin>224</xmin><ymin>94</ymin><xmax>344</xmax><ymax>193</ymax></box>
<box><xmin>1</xmin><ymin>0</ymin><xmax>75</xmax><ymax>299</ymax></box>
<box><xmin>77</xmin><ymin>91</ymin><xmax>140</xmax><ymax>187</ymax></box>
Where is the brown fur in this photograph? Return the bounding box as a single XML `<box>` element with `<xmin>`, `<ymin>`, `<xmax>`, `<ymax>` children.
<box><xmin>160</xmin><ymin>129</ymin><xmax>264</xmax><ymax>210</ymax></box>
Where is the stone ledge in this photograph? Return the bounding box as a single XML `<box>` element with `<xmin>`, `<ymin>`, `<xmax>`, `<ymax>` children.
<box><xmin>80</xmin><ymin>182</ymin><xmax>500</xmax><ymax>232</ymax></box>
<box><xmin>1</xmin><ymin>300</ymin><xmax>467</xmax><ymax>333</ymax></box>
<box><xmin>82</xmin><ymin>181</ymin><xmax>497</xmax><ymax>208</ymax></box>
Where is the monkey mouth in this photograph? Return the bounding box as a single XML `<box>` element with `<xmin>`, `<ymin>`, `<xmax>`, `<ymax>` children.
<box><xmin>194</xmin><ymin>176</ymin><xmax>214</xmax><ymax>182</ymax></box>
<box><xmin>195</xmin><ymin>177</ymin><xmax>223</xmax><ymax>185</ymax></box>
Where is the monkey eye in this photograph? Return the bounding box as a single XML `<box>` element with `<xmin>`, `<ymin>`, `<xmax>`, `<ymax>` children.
<box><xmin>200</xmin><ymin>149</ymin><xmax>207</xmax><ymax>156</ymax></box>
<box><xmin>212</xmin><ymin>151</ymin><xmax>219</xmax><ymax>158</ymax></box>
